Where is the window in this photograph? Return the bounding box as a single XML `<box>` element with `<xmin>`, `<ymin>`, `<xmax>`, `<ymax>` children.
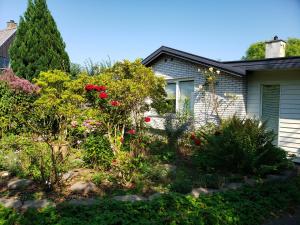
<box><xmin>166</xmin><ymin>83</ymin><xmax>176</xmax><ymax>113</ymax></box>
<box><xmin>165</xmin><ymin>80</ymin><xmax>194</xmax><ymax>113</ymax></box>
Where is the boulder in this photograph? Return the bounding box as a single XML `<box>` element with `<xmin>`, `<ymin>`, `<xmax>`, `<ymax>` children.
<box><xmin>190</xmin><ymin>187</ymin><xmax>219</xmax><ymax>198</ymax></box>
<box><xmin>113</xmin><ymin>195</ymin><xmax>147</xmax><ymax>202</ymax></box>
<box><xmin>68</xmin><ymin>198</ymin><xmax>98</xmax><ymax>206</ymax></box>
<box><xmin>22</xmin><ymin>199</ymin><xmax>55</xmax><ymax>210</ymax></box>
<box><xmin>226</xmin><ymin>182</ymin><xmax>244</xmax><ymax>190</ymax></box>
<box><xmin>0</xmin><ymin>171</ymin><xmax>10</xmax><ymax>179</ymax></box>
<box><xmin>69</xmin><ymin>181</ymin><xmax>97</xmax><ymax>194</ymax></box>
<box><xmin>148</xmin><ymin>193</ymin><xmax>162</xmax><ymax>201</ymax></box>
<box><xmin>0</xmin><ymin>197</ymin><xmax>22</xmax><ymax>209</ymax></box>
<box><xmin>7</xmin><ymin>178</ymin><xmax>33</xmax><ymax>190</ymax></box>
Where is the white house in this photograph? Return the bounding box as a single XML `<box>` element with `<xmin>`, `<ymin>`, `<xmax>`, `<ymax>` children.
<box><xmin>142</xmin><ymin>37</ymin><xmax>300</xmax><ymax>158</ymax></box>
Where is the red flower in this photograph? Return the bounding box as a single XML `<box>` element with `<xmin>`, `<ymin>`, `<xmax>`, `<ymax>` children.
<box><xmin>190</xmin><ymin>133</ymin><xmax>196</xmax><ymax>140</ymax></box>
<box><xmin>94</xmin><ymin>85</ymin><xmax>107</xmax><ymax>92</ymax></box>
<box><xmin>85</xmin><ymin>84</ymin><xmax>95</xmax><ymax>91</ymax></box>
<box><xmin>110</xmin><ymin>100</ymin><xmax>120</xmax><ymax>107</ymax></box>
<box><xmin>127</xmin><ymin>129</ymin><xmax>136</xmax><ymax>135</ymax></box>
<box><xmin>144</xmin><ymin>117</ymin><xmax>151</xmax><ymax>123</ymax></box>
<box><xmin>99</xmin><ymin>92</ymin><xmax>108</xmax><ymax>99</ymax></box>
<box><xmin>194</xmin><ymin>138</ymin><xmax>201</xmax><ymax>146</ymax></box>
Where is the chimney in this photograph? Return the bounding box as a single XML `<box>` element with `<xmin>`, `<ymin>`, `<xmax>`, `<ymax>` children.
<box><xmin>6</xmin><ymin>20</ymin><xmax>17</xmax><ymax>30</ymax></box>
<box><xmin>265</xmin><ymin>36</ymin><xmax>286</xmax><ymax>58</ymax></box>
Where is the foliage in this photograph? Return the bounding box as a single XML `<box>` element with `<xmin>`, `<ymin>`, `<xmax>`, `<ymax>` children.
<box><xmin>0</xmin><ymin>70</ymin><xmax>38</xmax><ymax>137</ymax></box>
<box><xmin>84</xmin><ymin>59</ymin><xmax>167</xmax><ymax>154</ymax></box>
<box><xmin>194</xmin><ymin>116</ymin><xmax>292</xmax><ymax>175</ymax></box>
<box><xmin>70</xmin><ymin>63</ymin><xmax>82</xmax><ymax>78</ymax></box>
<box><xmin>243</xmin><ymin>38</ymin><xmax>300</xmax><ymax>60</ymax></box>
<box><xmin>21</xmin><ymin>70</ymin><xmax>88</xmax><ymax>186</ymax></box>
<box><xmin>83</xmin><ymin>134</ymin><xmax>114</xmax><ymax>170</ymax></box>
<box><xmin>9</xmin><ymin>0</ymin><xmax>70</xmax><ymax>80</ymax></box>
<box><xmin>0</xmin><ymin>134</ymin><xmax>55</xmax><ymax>185</ymax></box>
<box><xmin>2</xmin><ymin>177</ymin><xmax>300</xmax><ymax>224</ymax></box>
<box><xmin>164</xmin><ymin>111</ymin><xmax>193</xmax><ymax>151</ymax></box>
<box><xmin>83</xmin><ymin>57</ymin><xmax>114</xmax><ymax>76</ymax></box>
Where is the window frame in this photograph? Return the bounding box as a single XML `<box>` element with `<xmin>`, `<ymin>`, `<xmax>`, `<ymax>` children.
<box><xmin>165</xmin><ymin>78</ymin><xmax>194</xmax><ymax>113</ymax></box>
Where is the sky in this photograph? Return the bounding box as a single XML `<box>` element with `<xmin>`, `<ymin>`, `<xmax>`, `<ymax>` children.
<box><xmin>0</xmin><ymin>0</ymin><xmax>300</xmax><ymax>64</ymax></box>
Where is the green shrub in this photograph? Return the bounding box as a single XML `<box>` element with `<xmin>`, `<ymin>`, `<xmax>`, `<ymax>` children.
<box><xmin>0</xmin><ymin>134</ymin><xmax>54</xmax><ymax>183</ymax></box>
<box><xmin>83</xmin><ymin>134</ymin><xmax>114</xmax><ymax>170</ymax></box>
<box><xmin>194</xmin><ymin>116</ymin><xmax>292</xmax><ymax>175</ymax></box>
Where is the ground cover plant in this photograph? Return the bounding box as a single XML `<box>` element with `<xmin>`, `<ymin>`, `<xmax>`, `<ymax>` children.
<box><xmin>0</xmin><ymin>177</ymin><xmax>300</xmax><ymax>225</ymax></box>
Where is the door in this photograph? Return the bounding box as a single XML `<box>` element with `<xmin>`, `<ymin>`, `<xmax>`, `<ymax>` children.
<box><xmin>261</xmin><ymin>85</ymin><xmax>280</xmax><ymax>144</ymax></box>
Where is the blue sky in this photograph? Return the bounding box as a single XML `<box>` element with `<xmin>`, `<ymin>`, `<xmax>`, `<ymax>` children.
<box><xmin>0</xmin><ymin>0</ymin><xmax>299</xmax><ymax>64</ymax></box>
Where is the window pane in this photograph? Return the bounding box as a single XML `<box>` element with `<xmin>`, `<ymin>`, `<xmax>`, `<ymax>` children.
<box><xmin>179</xmin><ymin>81</ymin><xmax>194</xmax><ymax>113</ymax></box>
<box><xmin>166</xmin><ymin>83</ymin><xmax>176</xmax><ymax>113</ymax></box>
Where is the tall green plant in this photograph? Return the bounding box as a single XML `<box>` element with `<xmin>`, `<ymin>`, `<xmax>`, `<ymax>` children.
<box><xmin>9</xmin><ymin>0</ymin><xmax>70</xmax><ymax>80</ymax></box>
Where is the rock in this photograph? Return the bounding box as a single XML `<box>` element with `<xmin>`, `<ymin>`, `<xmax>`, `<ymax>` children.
<box><xmin>22</xmin><ymin>199</ymin><xmax>55</xmax><ymax>210</ymax></box>
<box><xmin>68</xmin><ymin>198</ymin><xmax>98</xmax><ymax>206</ymax></box>
<box><xmin>163</xmin><ymin>164</ymin><xmax>177</xmax><ymax>172</ymax></box>
<box><xmin>7</xmin><ymin>178</ymin><xmax>33</xmax><ymax>190</ymax></box>
<box><xmin>0</xmin><ymin>197</ymin><xmax>22</xmax><ymax>209</ymax></box>
<box><xmin>62</xmin><ymin>171</ymin><xmax>76</xmax><ymax>181</ymax></box>
<box><xmin>70</xmin><ymin>181</ymin><xmax>97</xmax><ymax>194</ymax></box>
<box><xmin>190</xmin><ymin>187</ymin><xmax>219</xmax><ymax>198</ymax></box>
<box><xmin>148</xmin><ymin>193</ymin><xmax>162</xmax><ymax>201</ymax></box>
<box><xmin>0</xmin><ymin>171</ymin><xmax>10</xmax><ymax>178</ymax></box>
<box><xmin>281</xmin><ymin>170</ymin><xmax>296</xmax><ymax>178</ymax></box>
<box><xmin>113</xmin><ymin>195</ymin><xmax>147</xmax><ymax>202</ymax></box>
<box><xmin>226</xmin><ymin>182</ymin><xmax>244</xmax><ymax>190</ymax></box>
<box><xmin>244</xmin><ymin>178</ymin><xmax>256</xmax><ymax>187</ymax></box>
<box><xmin>265</xmin><ymin>174</ymin><xmax>287</xmax><ymax>182</ymax></box>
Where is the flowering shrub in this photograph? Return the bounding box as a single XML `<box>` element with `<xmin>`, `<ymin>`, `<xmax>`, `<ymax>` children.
<box><xmin>0</xmin><ymin>69</ymin><xmax>40</xmax><ymax>93</ymax></box>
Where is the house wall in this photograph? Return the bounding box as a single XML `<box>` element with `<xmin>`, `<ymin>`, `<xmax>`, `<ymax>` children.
<box><xmin>247</xmin><ymin>69</ymin><xmax>300</xmax><ymax>156</ymax></box>
<box><xmin>148</xmin><ymin>55</ymin><xmax>247</xmax><ymax>128</ymax></box>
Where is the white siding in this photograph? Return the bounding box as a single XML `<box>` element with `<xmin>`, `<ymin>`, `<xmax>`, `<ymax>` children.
<box><xmin>247</xmin><ymin>70</ymin><xmax>300</xmax><ymax>156</ymax></box>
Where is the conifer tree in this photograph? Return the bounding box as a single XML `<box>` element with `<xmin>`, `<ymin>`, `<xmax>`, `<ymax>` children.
<box><xmin>9</xmin><ymin>0</ymin><xmax>70</xmax><ymax>80</ymax></box>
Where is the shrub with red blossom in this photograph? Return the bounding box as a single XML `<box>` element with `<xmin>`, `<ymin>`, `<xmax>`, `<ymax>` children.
<box><xmin>0</xmin><ymin>69</ymin><xmax>40</xmax><ymax>93</ymax></box>
<box><xmin>99</xmin><ymin>92</ymin><xmax>108</xmax><ymax>99</ymax></box>
<box><xmin>110</xmin><ymin>100</ymin><xmax>120</xmax><ymax>107</ymax></box>
<box><xmin>127</xmin><ymin>129</ymin><xmax>136</xmax><ymax>135</ymax></box>
<box><xmin>144</xmin><ymin>117</ymin><xmax>151</xmax><ymax>123</ymax></box>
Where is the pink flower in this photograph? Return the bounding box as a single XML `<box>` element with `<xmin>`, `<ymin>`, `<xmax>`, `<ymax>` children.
<box><xmin>71</xmin><ymin>121</ymin><xmax>78</xmax><ymax>128</ymax></box>
<box><xmin>99</xmin><ymin>92</ymin><xmax>108</xmax><ymax>99</ymax></box>
<box><xmin>110</xmin><ymin>100</ymin><xmax>120</xmax><ymax>107</ymax></box>
<box><xmin>127</xmin><ymin>129</ymin><xmax>136</xmax><ymax>135</ymax></box>
<box><xmin>144</xmin><ymin>117</ymin><xmax>151</xmax><ymax>123</ymax></box>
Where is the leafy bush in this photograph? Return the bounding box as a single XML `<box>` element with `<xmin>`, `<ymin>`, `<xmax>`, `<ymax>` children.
<box><xmin>2</xmin><ymin>177</ymin><xmax>300</xmax><ymax>225</ymax></box>
<box><xmin>194</xmin><ymin>116</ymin><xmax>292</xmax><ymax>175</ymax></box>
<box><xmin>83</xmin><ymin>134</ymin><xmax>114</xmax><ymax>170</ymax></box>
<box><xmin>0</xmin><ymin>134</ymin><xmax>54</xmax><ymax>183</ymax></box>
<box><xmin>164</xmin><ymin>112</ymin><xmax>193</xmax><ymax>151</ymax></box>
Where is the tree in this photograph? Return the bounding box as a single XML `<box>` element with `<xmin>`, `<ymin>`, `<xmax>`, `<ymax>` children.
<box><xmin>9</xmin><ymin>0</ymin><xmax>70</xmax><ymax>81</ymax></box>
<box><xmin>243</xmin><ymin>38</ymin><xmax>300</xmax><ymax>60</ymax></box>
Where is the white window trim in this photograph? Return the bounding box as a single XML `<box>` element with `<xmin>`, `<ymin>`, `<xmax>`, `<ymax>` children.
<box><xmin>166</xmin><ymin>78</ymin><xmax>194</xmax><ymax>113</ymax></box>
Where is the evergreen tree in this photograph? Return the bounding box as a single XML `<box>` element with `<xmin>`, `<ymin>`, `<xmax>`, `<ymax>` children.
<box><xmin>9</xmin><ymin>0</ymin><xmax>70</xmax><ymax>80</ymax></box>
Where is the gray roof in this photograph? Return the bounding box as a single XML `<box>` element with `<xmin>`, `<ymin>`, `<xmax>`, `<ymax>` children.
<box><xmin>142</xmin><ymin>46</ymin><xmax>245</xmax><ymax>77</ymax></box>
<box><xmin>142</xmin><ymin>46</ymin><xmax>300</xmax><ymax>76</ymax></box>
<box><xmin>0</xmin><ymin>28</ymin><xmax>16</xmax><ymax>47</ymax></box>
<box><xmin>224</xmin><ymin>57</ymin><xmax>300</xmax><ymax>71</ymax></box>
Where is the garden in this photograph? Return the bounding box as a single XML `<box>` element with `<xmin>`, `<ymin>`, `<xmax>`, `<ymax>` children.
<box><xmin>0</xmin><ymin>61</ymin><xmax>298</xmax><ymax>225</ymax></box>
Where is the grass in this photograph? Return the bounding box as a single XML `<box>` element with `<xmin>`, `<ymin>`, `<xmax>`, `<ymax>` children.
<box><xmin>0</xmin><ymin>177</ymin><xmax>300</xmax><ymax>225</ymax></box>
